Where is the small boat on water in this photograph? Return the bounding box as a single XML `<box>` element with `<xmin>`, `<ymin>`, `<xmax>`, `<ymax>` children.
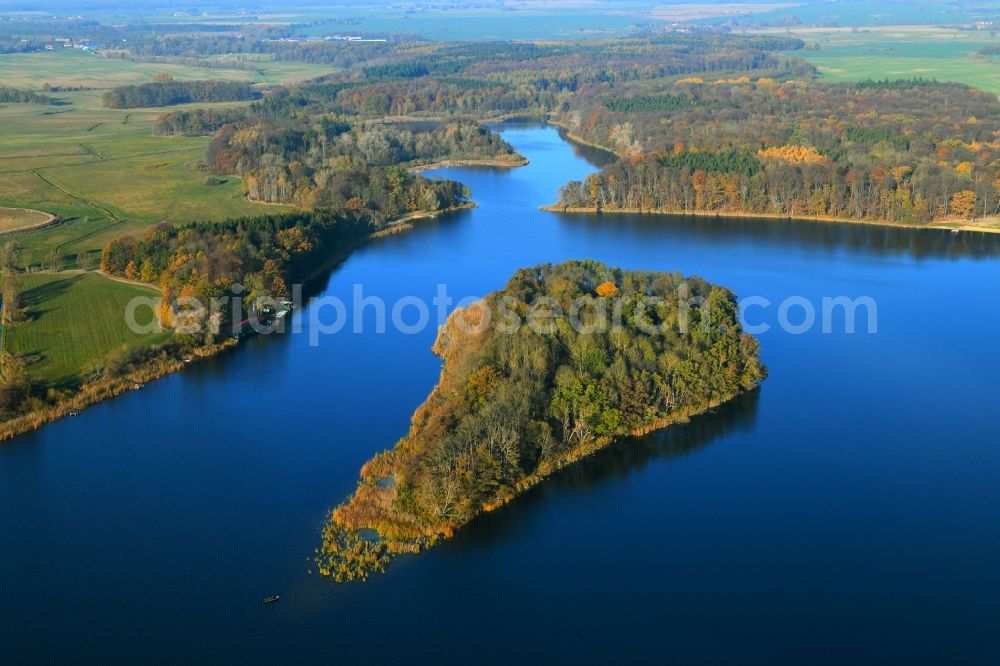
<box><xmin>264</xmin><ymin>595</ymin><xmax>280</xmax><ymax>604</ymax></box>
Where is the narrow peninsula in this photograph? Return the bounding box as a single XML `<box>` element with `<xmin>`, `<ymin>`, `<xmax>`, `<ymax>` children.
<box><xmin>318</xmin><ymin>260</ymin><xmax>766</xmax><ymax>581</ymax></box>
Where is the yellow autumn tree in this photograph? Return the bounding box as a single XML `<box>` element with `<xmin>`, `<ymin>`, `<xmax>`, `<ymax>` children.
<box><xmin>950</xmin><ymin>190</ymin><xmax>977</xmax><ymax>219</ymax></box>
<box><xmin>757</xmin><ymin>145</ymin><xmax>829</xmax><ymax>165</ymax></box>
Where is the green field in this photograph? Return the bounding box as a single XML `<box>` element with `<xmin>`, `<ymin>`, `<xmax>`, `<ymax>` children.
<box><xmin>4</xmin><ymin>272</ymin><xmax>168</xmax><ymax>387</ymax></box>
<box><xmin>765</xmin><ymin>27</ymin><xmax>1000</xmax><ymax>96</ymax></box>
<box><xmin>0</xmin><ymin>50</ymin><xmax>328</xmax><ymax>268</ymax></box>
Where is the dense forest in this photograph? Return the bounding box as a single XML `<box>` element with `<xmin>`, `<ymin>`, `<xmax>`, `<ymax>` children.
<box><xmin>203</xmin><ymin>120</ymin><xmax>523</xmax><ymax>205</ymax></box>
<box><xmin>100</xmin><ymin>176</ymin><xmax>468</xmax><ymax>337</ymax></box>
<box><xmin>162</xmin><ymin>32</ymin><xmax>802</xmax><ymax>207</ymax></box>
<box><xmin>126</xmin><ymin>28</ymin><xmax>998</xmax><ymax>226</ymax></box>
<box><xmin>551</xmin><ymin>78</ymin><xmax>1000</xmax><ymax>223</ymax></box>
<box><xmin>238</xmin><ymin>34</ymin><xmax>807</xmax><ymax>121</ymax></box>
<box><xmin>102</xmin><ymin>78</ymin><xmax>260</xmax><ymax>109</ymax></box>
<box><xmin>318</xmin><ymin>261</ymin><xmax>766</xmax><ymax>580</ymax></box>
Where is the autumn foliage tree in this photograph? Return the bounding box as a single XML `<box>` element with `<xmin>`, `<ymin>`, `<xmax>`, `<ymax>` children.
<box><xmin>950</xmin><ymin>190</ymin><xmax>978</xmax><ymax>219</ymax></box>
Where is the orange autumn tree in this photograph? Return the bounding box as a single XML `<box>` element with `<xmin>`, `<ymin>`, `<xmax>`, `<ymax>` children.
<box><xmin>950</xmin><ymin>190</ymin><xmax>977</xmax><ymax>219</ymax></box>
<box><xmin>595</xmin><ymin>281</ymin><xmax>618</xmax><ymax>297</ymax></box>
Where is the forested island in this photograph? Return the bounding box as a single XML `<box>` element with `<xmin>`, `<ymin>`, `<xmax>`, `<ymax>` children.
<box><xmin>317</xmin><ymin>261</ymin><xmax>766</xmax><ymax>581</ymax></box>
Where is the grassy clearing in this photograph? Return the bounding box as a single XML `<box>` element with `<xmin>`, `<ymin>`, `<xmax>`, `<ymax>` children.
<box><xmin>5</xmin><ymin>272</ymin><xmax>168</xmax><ymax>387</ymax></box>
<box><xmin>760</xmin><ymin>27</ymin><xmax>1000</xmax><ymax>96</ymax></box>
<box><xmin>930</xmin><ymin>216</ymin><xmax>1000</xmax><ymax>233</ymax></box>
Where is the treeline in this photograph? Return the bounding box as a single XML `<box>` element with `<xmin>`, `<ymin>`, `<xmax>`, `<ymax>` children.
<box><xmin>855</xmin><ymin>77</ymin><xmax>939</xmax><ymax>90</ymax></box>
<box><xmin>553</xmin><ymin>77</ymin><xmax>1000</xmax><ymax>223</ymax></box>
<box><xmin>319</xmin><ymin>260</ymin><xmax>765</xmax><ymax>579</ymax></box>
<box><xmin>102</xmin><ymin>79</ymin><xmax>260</xmax><ymax>109</ymax></box>
<box><xmin>108</xmin><ymin>30</ymin><xmax>395</xmax><ymax>67</ymax></box>
<box><xmin>115</xmin><ymin>30</ymin><xmax>799</xmax><ymax>74</ymax></box>
<box><xmin>301</xmin><ymin>77</ymin><xmax>552</xmax><ymax>118</ymax></box>
<box><xmin>0</xmin><ymin>86</ymin><xmax>53</xmax><ymax>104</ymax></box>
<box><xmin>153</xmin><ymin>107</ymin><xmax>248</xmax><ymax>136</ymax></box>
<box><xmin>174</xmin><ymin>32</ymin><xmax>810</xmax><ymax>125</ymax></box>
<box><xmin>556</xmin><ymin>155</ymin><xmax>999</xmax><ymax>223</ymax></box>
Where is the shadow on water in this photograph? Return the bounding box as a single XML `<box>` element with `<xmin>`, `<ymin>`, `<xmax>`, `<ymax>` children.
<box><xmin>299</xmin><ymin>206</ymin><xmax>475</xmax><ymax>300</ymax></box>
<box><xmin>449</xmin><ymin>390</ymin><xmax>761</xmax><ymax>549</ymax></box>
<box><xmin>554</xmin><ymin>127</ymin><xmax>619</xmax><ymax>168</ymax></box>
<box><xmin>558</xmin><ymin>211</ymin><xmax>1000</xmax><ymax>261</ymax></box>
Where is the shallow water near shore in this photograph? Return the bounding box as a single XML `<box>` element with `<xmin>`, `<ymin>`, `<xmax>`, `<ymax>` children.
<box><xmin>2</xmin><ymin>124</ymin><xmax>999</xmax><ymax>663</ymax></box>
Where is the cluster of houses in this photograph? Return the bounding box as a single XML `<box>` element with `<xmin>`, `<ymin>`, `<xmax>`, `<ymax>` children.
<box><xmin>42</xmin><ymin>38</ymin><xmax>103</xmax><ymax>51</ymax></box>
<box><xmin>232</xmin><ymin>300</ymin><xmax>295</xmax><ymax>340</ymax></box>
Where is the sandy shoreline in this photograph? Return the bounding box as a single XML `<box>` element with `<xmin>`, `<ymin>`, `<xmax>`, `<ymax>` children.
<box><xmin>407</xmin><ymin>157</ymin><xmax>529</xmax><ymax>173</ymax></box>
<box><xmin>541</xmin><ymin>204</ymin><xmax>1000</xmax><ymax>235</ymax></box>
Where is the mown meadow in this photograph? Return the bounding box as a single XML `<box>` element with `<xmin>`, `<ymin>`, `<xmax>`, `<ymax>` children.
<box><xmin>4</xmin><ymin>272</ymin><xmax>167</xmax><ymax>387</ymax></box>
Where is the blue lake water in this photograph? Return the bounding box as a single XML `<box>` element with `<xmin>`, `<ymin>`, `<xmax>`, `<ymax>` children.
<box><xmin>2</xmin><ymin>125</ymin><xmax>999</xmax><ymax>663</ymax></box>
